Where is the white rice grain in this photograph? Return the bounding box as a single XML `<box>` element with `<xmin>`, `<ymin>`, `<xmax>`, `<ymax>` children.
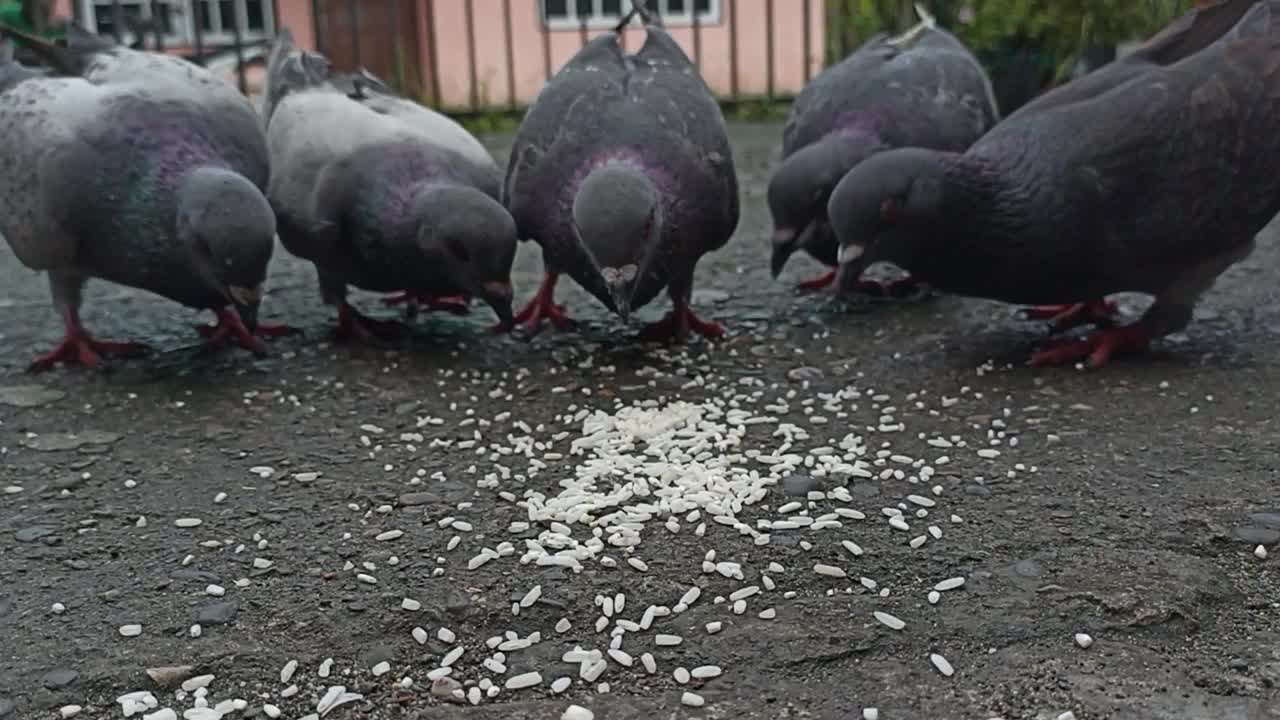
<box><xmin>873</xmin><ymin>611</ymin><xmax>905</xmax><ymax>631</ymax></box>
<box><xmin>930</xmin><ymin>653</ymin><xmax>954</xmax><ymax>677</ymax></box>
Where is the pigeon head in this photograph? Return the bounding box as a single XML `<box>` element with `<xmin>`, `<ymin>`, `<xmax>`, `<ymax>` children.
<box><xmin>768</xmin><ymin>134</ymin><xmax>886</xmax><ymax>277</ymax></box>
<box><xmin>571</xmin><ymin>164</ymin><xmax>662</xmax><ymax>320</ymax></box>
<box><xmin>176</xmin><ymin>167</ymin><xmax>276</xmax><ymax>330</ymax></box>
<box><xmin>416</xmin><ymin>186</ymin><xmax>518</xmax><ymax>326</ymax></box>
<box><xmin>827</xmin><ymin>147</ymin><xmax>952</xmax><ymax>288</ymax></box>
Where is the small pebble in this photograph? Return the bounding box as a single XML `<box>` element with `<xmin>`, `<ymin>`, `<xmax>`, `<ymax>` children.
<box><xmin>1074</xmin><ymin>633</ymin><xmax>1094</xmax><ymax>649</ymax></box>
<box><xmin>119</xmin><ymin>624</ymin><xmax>142</xmax><ymax>637</ymax></box>
<box><xmin>561</xmin><ymin>706</ymin><xmax>593</xmax><ymax>720</ymax></box>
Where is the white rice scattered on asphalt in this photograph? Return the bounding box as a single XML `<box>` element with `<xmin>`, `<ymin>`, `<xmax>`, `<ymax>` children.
<box><xmin>74</xmin><ymin>356</ymin><xmax>1101</xmax><ymax>716</ymax></box>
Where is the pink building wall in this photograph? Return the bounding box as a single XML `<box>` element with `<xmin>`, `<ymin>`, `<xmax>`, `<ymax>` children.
<box><xmin>426</xmin><ymin>0</ymin><xmax>824</xmax><ymax>111</ymax></box>
<box><xmin>46</xmin><ymin>1</ymin><xmax>822</xmax><ymax>112</ymax></box>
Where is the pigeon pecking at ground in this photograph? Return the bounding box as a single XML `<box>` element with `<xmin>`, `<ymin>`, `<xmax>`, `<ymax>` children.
<box><xmin>499</xmin><ymin>0</ymin><xmax>739</xmax><ymax>342</ymax></box>
<box><xmin>0</xmin><ymin>23</ymin><xmax>284</xmax><ymax>372</ymax></box>
<box><xmin>826</xmin><ymin>0</ymin><xmax>1280</xmax><ymax>369</ymax></box>
<box><xmin>261</xmin><ymin>29</ymin><xmax>517</xmax><ymax>342</ymax></box>
<box><xmin>768</xmin><ymin>3</ymin><xmax>998</xmax><ymax>299</ymax></box>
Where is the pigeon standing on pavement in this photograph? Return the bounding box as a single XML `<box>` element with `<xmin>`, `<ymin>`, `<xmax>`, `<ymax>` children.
<box><xmin>500</xmin><ymin>0</ymin><xmax>739</xmax><ymax>341</ymax></box>
<box><xmin>769</xmin><ymin>4</ymin><xmax>998</xmax><ymax>297</ymax></box>
<box><xmin>262</xmin><ymin>29</ymin><xmax>516</xmax><ymax>341</ymax></box>
<box><xmin>0</xmin><ymin>24</ymin><xmax>283</xmax><ymax>372</ymax></box>
<box><xmin>826</xmin><ymin>0</ymin><xmax>1279</xmax><ymax>368</ymax></box>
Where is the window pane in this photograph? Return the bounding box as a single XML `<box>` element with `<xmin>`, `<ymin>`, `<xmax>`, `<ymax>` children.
<box><xmin>601</xmin><ymin>0</ymin><xmax>621</xmax><ymax>16</ymax></box>
<box><xmin>245</xmin><ymin>0</ymin><xmax>265</xmax><ymax>30</ymax></box>
<box><xmin>694</xmin><ymin>0</ymin><xmax>711</xmax><ymax>14</ymax></box>
<box><xmin>667</xmin><ymin>0</ymin><xmax>686</xmax><ymax>13</ymax></box>
<box><xmin>94</xmin><ymin>2</ymin><xmax>143</xmax><ymax>37</ymax></box>
<box><xmin>575</xmin><ymin>0</ymin><xmax>592</xmax><ymax>17</ymax></box>
<box><xmin>219</xmin><ymin>0</ymin><xmax>234</xmax><ymax>30</ymax></box>
<box><xmin>198</xmin><ymin>0</ymin><xmax>215</xmax><ymax>31</ymax></box>
<box><xmin>152</xmin><ymin>3</ymin><xmax>173</xmax><ymax>34</ymax></box>
<box><xmin>544</xmin><ymin>0</ymin><xmax>567</xmax><ymax>19</ymax></box>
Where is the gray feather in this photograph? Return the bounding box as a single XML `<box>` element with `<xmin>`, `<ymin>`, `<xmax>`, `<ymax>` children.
<box><xmin>265</xmin><ymin>40</ymin><xmax>514</xmax><ymax>307</ymax></box>
<box><xmin>829</xmin><ymin>0</ymin><xmax>1280</xmax><ymax>346</ymax></box>
<box><xmin>0</xmin><ymin>40</ymin><xmax>273</xmax><ymax>314</ymax></box>
<box><xmin>504</xmin><ymin>23</ymin><xmax>739</xmax><ymax>313</ymax></box>
<box><xmin>769</xmin><ymin>21</ymin><xmax>997</xmax><ymax>273</ymax></box>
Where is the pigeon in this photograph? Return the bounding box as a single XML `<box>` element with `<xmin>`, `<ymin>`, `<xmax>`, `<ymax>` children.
<box><xmin>768</xmin><ymin>3</ymin><xmax>998</xmax><ymax>297</ymax></box>
<box><xmin>0</xmin><ymin>24</ymin><xmax>282</xmax><ymax>372</ymax></box>
<box><xmin>262</xmin><ymin>29</ymin><xmax>516</xmax><ymax>341</ymax></box>
<box><xmin>826</xmin><ymin>0</ymin><xmax>1280</xmax><ymax>369</ymax></box>
<box><xmin>500</xmin><ymin>0</ymin><xmax>739</xmax><ymax>341</ymax></box>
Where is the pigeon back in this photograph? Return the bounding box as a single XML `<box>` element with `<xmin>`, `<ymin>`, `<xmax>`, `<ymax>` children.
<box><xmin>505</xmin><ymin>27</ymin><xmax>738</xmax><ymax>258</ymax></box>
<box><xmin>1008</xmin><ymin>0</ymin><xmax>1258</xmax><ymax>121</ymax></box>
<box><xmin>961</xmin><ymin>0</ymin><xmax>1280</xmax><ymax>301</ymax></box>
<box><xmin>784</xmin><ymin>26</ymin><xmax>998</xmax><ymax>157</ymax></box>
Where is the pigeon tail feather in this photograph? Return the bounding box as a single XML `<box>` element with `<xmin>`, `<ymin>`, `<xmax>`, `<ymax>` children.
<box><xmin>614</xmin><ymin>0</ymin><xmax>663</xmax><ymax>33</ymax></box>
<box><xmin>913</xmin><ymin>3</ymin><xmax>937</xmax><ymax>30</ymax></box>
<box><xmin>263</xmin><ymin>27</ymin><xmax>333</xmax><ymax>122</ymax></box>
<box><xmin>886</xmin><ymin>5</ymin><xmax>937</xmax><ymax>49</ymax></box>
<box><xmin>0</xmin><ymin>20</ymin><xmax>110</xmax><ymax>76</ymax></box>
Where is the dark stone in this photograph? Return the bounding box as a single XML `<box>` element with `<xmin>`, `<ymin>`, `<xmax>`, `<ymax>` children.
<box><xmin>444</xmin><ymin>589</ymin><xmax>473</xmax><ymax>618</ymax></box>
<box><xmin>15</xmin><ymin>526</ymin><xmax>54</xmax><ymax>542</ymax></box>
<box><xmin>781</xmin><ymin>474</ymin><xmax>824</xmax><ymax>497</ymax></box>
<box><xmin>170</xmin><ymin>569</ymin><xmax>221</xmax><ymax>583</ymax></box>
<box><xmin>0</xmin><ymin>696</ymin><xmax>13</xmax><ymax>717</ymax></box>
<box><xmin>197</xmin><ymin>601</ymin><xmax>238</xmax><ymax>625</ymax></box>
<box><xmin>399</xmin><ymin>492</ymin><xmax>434</xmax><ymax>506</ymax></box>
<box><xmin>41</xmin><ymin>668</ymin><xmax>78</xmax><ymax>690</ymax></box>
<box><xmin>1249</xmin><ymin>512</ymin><xmax>1280</xmax><ymax>530</ymax></box>
<box><xmin>361</xmin><ymin>645</ymin><xmax>395</xmax><ymax>667</ymax></box>
<box><xmin>1229</xmin><ymin>658</ymin><xmax>1250</xmax><ymax>671</ymax></box>
<box><xmin>787</xmin><ymin>366</ymin><xmax>824</xmax><ymax>382</ymax></box>
<box><xmin>0</xmin><ymin>598</ymin><xmax>11</xmax><ymax>619</ymax></box>
<box><xmin>53</xmin><ymin>475</ymin><xmax>88</xmax><ymax>490</ymax></box>
<box><xmin>1014</xmin><ymin>559</ymin><xmax>1045</xmax><ymax>578</ymax></box>
<box><xmin>1234</xmin><ymin>526</ymin><xmax>1280</xmax><ymax>546</ymax></box>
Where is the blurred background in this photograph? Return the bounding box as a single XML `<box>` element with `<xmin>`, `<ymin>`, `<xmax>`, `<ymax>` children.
<box><xmin>1</xmin><ymin>0</ymin><xmax>1207</xmax><ymax>119</ymax></box>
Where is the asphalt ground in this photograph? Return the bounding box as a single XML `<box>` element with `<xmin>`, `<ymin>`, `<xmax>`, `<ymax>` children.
<box><xmin>1</xmin><ymin>122</ymin><xmax>1278</xmax><ymax>720</ymax></box>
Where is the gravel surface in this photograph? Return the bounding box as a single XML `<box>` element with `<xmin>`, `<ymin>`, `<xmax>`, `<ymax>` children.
<box><xmin>1</xmin><ymin>122</ymin><xmax>1279</xmax><ymax>720</ymax></box>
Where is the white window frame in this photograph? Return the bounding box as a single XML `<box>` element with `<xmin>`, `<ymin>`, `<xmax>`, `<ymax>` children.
<box><xmin>78</xmin><ymin>0</ymin><xmax>275</xmax><ymax>47</ymax></box>
<box><xmin>189</xmin><ymin>0</ymin><xmax>276</xmax><ymax>45</ymax></box>
<box><xmin>541</xmin><ymin>0</ymin><xmax>720</xmax><ymax>30</ymax></box>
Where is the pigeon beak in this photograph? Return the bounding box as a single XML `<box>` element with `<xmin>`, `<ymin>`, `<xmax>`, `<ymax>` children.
<box><xmin>770</xmin><ymin>227</ymin><xmax>798</xmax><ymax>279</ymax></box>
<box><xmin>479</xmin><ymin>280</ymin><xmax>514</xmax><ymax>328</ymax></box>
<box><xmin>228</xmin><ymin>283</ymin><xmax>264</xmax><ymax>332</ymax></box>
<box><xmin>607</xmin><ymin>280</ymin><xmax>633</xmax><ymax>322</ymax></box>
<box><xmin>834</xmin><ymin>244</ymin><xmax>868</xmax><ymax>290</ymax></box>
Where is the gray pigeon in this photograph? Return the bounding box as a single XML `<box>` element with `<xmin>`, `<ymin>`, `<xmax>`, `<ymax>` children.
<box><xmin>500</xmin><ymin>0</ymin><xmax>739</xmax><ymax>341</ymax></box>
<box><xmin>827</xmin><ymin>0</ymin><xmax>1279</xmax><ymax>369</ymax></box>
<box><xmin>262</xmin><ymin>29</ymin><xmax>516</xmax><ymax>341</ymax></box>
<box><xmin>0</xmin><ymin>25</ymin><xmax>280</xmax><ymax>372</ymax></box>
<box><xmin>769</xmin><ymin>4</ymin><xmax>998</xmax><ymax>297</ymax></box>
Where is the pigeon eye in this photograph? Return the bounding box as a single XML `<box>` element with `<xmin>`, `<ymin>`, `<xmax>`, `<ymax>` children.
<box><xmin>446</xmin><ymin>237</ymin><xmax>471</xmax><ymax>262</ymax></box>
<box><xmin>880</xmin><ymin>197</ymin><xmax>900</xmax><ymax>224</ymax></box>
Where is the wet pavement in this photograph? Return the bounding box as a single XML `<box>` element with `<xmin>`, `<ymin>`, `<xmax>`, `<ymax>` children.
<box><xmin>1</xmin><ymin>122</ymin><xmax>1278</xmax><ymax>720</ymax></box>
